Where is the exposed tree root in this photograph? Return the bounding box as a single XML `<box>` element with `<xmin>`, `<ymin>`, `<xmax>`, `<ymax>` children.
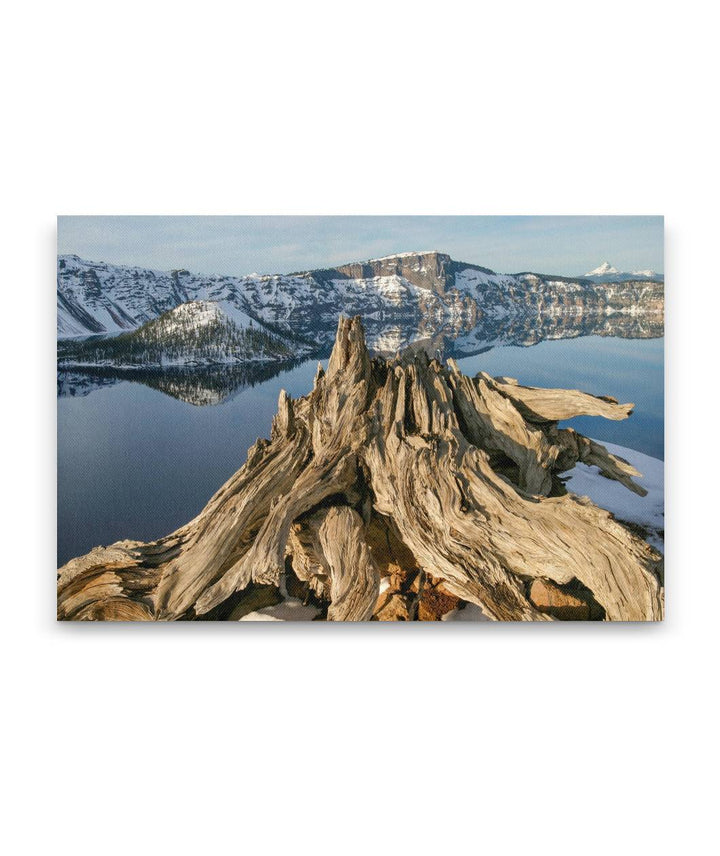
<box><xmin>58</xmin><ymin>316</ymin><xmax>663</xmax><ymax>621</ymax></box>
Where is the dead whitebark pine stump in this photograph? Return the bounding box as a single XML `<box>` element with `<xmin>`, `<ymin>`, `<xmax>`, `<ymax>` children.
<box><xmin>57</xmin><ymin>316</ymin><xmax>664</xmax><ymax>622</ymax></box>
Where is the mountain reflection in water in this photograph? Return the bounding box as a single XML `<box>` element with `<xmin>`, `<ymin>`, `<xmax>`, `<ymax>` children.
<box><xmin>58</xmin><ymin>312</ymin><xmax>663</xmax><ymax>406</ymax></box>
<box><xmin>57</xmin><ymin>360</ymin><xmax>301</xmax><ymax>407</ymax></box>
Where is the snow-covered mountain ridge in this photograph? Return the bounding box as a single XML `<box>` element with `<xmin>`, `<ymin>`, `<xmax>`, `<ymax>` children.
<box><xmin>58</xmin><ymin>299</ymin><xmax>311</xmax><ymax>368</ymax></box>
<box><xmin>57</xmin><ymin>251</ymin><xmax>664</xmax><ymax>351</ymax></box>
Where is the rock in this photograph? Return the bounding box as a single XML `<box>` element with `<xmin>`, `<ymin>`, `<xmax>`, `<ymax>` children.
<box><xmin>529</xmin><ymin>579</ymin><xmax>594</xmax><ymax>621</ymax></box>
<box><xmin>374</xmin><ymin>593</ymin><xmax>413</xmax><ymax>621</ymax></box>
<box><xmin>417</xmin><ymin>579</ymin><xmax>462</xmax><ymax>621</ymax></box>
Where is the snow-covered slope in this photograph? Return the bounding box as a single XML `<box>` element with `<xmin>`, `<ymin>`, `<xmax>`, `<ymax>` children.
<box><xmin>58</xmin><ymin>299</ymin><xmax>311</xmax><ymax>368</ymax></box>
<box><xmin>57</xmin><ymin>254</ymin><xmax>269</xmax><ymax>338</ymax></box>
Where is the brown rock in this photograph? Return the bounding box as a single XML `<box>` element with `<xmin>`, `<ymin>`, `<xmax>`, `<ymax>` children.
<box><xmin>374</xmin><ymin>593</ymin><xmax>412</xmax><ymax>621</ymax></box>
<box><xmin>529</xmin><ymin>579</ymin><xmax>591</xmax><ymax>620</ymax></box>
<box><xmin>418</xmin><ymin>580</ymin><xmax>462</xmax><ymax>621</ymax></box>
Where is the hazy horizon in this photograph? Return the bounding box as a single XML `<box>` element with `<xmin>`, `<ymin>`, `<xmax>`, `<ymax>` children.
<box><xmin>57</xmin><ymin>215</ymin><xmax>664</xmax><ymax>278</ymax></box>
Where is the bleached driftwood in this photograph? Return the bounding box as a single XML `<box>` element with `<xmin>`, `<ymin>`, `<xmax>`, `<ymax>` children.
<box><xmin>57</xmin><ymin>316</ymin><xmax>663</xmax><ymax>622</ymax></box>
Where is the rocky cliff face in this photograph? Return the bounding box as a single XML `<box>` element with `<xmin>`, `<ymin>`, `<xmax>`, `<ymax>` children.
<box><xmin>57</xmin><ymin>251</ymin><xmax>664</xmax><ymax>357</ymax></box>
<box><xmin>309</xmin><ymin>251</ymin><xmax>494</xmax><ymax>296</ymax></box>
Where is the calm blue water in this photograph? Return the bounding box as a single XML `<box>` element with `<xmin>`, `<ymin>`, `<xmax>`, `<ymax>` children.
<box><xmin>57</xmin><ymin>336</ymin><xmax>663</xmax><ymax>566</ymax></box>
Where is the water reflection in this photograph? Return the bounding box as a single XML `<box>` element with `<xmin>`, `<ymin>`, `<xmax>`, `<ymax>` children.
<box><xmin>58</xmin><ymin>360</ymin><xmax>302</xmax><ymax>406</ymax></box>
<box><xmin>58</xmin><ymin>312</ymin><xmax>663</xmax><ymax>405</ymax></box>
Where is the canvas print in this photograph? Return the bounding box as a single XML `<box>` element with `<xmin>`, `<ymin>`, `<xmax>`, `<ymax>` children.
<box><xmin>57</xmin><ymin>216</ymin><xmax>664</xmax><ymax>621</ymax></box>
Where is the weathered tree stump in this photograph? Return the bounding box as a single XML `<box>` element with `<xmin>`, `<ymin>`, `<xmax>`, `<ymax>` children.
<box><xmin>57</xmin><ymin>316</ymin><xmax>664</xmax><ymax>621</ymax></box>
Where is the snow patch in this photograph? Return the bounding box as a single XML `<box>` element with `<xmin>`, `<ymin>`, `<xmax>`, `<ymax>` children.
<box><xmin>238</xmin><ymin>598</ymin><xmax>320</xmax><ymax>621</ymax></box>
<box><xmin>441</xmin><ymin>603</ymin><xmax>492</xmax><ymax>622</ymax></box>
<box><xmin>564</xmin><ymin>440</ymin><xmax>664</xmax><ymax>551</ymax></box>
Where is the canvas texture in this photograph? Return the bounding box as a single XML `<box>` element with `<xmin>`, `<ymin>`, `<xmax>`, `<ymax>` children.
<box><xmin>57</xmin><ymin>216</ymin><xmax>664</xmax><ymax>621</ymax></box>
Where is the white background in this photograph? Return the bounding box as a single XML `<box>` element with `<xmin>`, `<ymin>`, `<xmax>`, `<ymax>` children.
<box><xmin>2</xmin><ymin>1</ymin><xmax>717</xmax><ymax>854</ymax></box>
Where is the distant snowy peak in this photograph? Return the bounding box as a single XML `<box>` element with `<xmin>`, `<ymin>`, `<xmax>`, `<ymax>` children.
<box><xmin>583</xmin><ymin>262</ymin><xmax>663</xmax><ymax>283</ymax></box>
<box><xmin>586</xmin><ymin>261</ymin><xmax>620</xmax><ymax>276</ymax></box>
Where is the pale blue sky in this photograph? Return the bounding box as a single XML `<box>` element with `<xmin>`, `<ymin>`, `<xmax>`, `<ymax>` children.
<box><xmin>57</xmin><ymin>215</ymin><xmax>663</xmax><ymax>277</ymax></box>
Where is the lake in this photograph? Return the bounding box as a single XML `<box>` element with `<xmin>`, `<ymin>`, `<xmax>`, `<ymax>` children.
<box><xmin>57</xmin><ymin>335</ymin><xmax>664</xmax><ymax>566</ymax></box>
